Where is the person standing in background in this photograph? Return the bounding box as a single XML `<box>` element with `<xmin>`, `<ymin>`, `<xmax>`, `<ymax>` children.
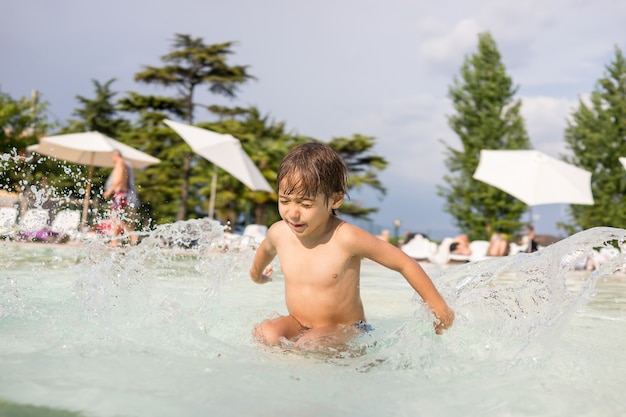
<box><xmin>103</xmin><ymin>150</ymin><xmax>138</xmax><ymax>246</ymax></box>
<box><xmin>521</xmin><ymin>224</ymin><xmax>538</xmax><ymax>253</ymax></box>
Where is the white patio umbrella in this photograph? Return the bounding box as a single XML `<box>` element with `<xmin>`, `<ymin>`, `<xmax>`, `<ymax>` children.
<box><xmin>619</xmin><ymin>157</ymin><xmax>626</xmax><ymax>170</ymax></box>
<box><xmin>163</xmin><ymin>119</ymin><xmax>273</xmax><ymax>218</ymax></box>
<box><xmin>28</xmin><ymin>131</ymin><xmax>161</xmax><ymax>226</ymax></box>
<box><xmin>473</xmin><ymin>150</ymin><xmax>594</xmax><ymax>222</ymax></box>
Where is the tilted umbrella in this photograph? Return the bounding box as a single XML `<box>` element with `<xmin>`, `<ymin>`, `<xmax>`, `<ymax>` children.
<box><xmin>28</xmin><ymin>131</ymin><xmax>160</xmax><ymax>226</ymax></box>
<box><xmin>620</xmin><ymin>157</ymin><xmax>626</xmax><ymax>170</ymax></box>
<box><xmin>163</xmin><ymin>119</ymin><xmax>273</xmax><ymax>218</ymax></box>
<box><xmin>473</xmin><ymin>149</ymin><xmax>594</xmax><ymax>222</ymax></box>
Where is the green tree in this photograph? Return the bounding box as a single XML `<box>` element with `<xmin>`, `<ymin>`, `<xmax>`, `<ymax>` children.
<box><xmin>438</xmin><ymin>32</ymin><xmax>531</xmax><ymax>240</ymax></box>
<box><xmin>117</xmin><ymin>93</ymin><xmax>190</xmax><ymax>225</ymax></box>
<box><xmin>328</xmin><ymin>134</ymin><xmax>387</xmax><ymax>218</ymax></box>
<box><xmin>202</xmin><ymin>107</ymin><xmax>298</xmax><ymax>227</ymax></box>
<box><xmin>563</xmin><ymin>46</ymin><xmax>626</xmax><ymax>232</ymax></box>
<box><xmin>195</xmin><ymin>113</ymin><xmax>389</xmax><ymax>227</ymax></box>
<box><xmin>57</xmin><ymin>79</ymin><xmax>140</xmax><ymax>225</ymax></box>
<box><xmin>0</xmin><ymin>88</ymin><xmax>52</xmax><ymax>152</ymax></box>
<box><xmin>0</xmin><ymin>88</ymin><xmax>56</xmax><ymax>203</ymax></box>
<box><xmin>134</xmin><ymin>34</ymin><xmax>254</xmax><ymax>221</ymax></box>
<box><xmin>64</xmin><ymin>79</ymin><xmax>130</xmax><ymax>136</ymax></box>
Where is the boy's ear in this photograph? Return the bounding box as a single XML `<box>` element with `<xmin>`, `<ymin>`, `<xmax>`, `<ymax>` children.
<box><xmin>330</xmin><ymin>192</ymin><xmax>344</xmax><ymax>209</ymax></box>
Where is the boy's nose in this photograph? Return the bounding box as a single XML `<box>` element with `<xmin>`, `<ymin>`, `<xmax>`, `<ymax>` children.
<box><xmin>285</xmin><ymin>205</ymin><xmax>300</xmax><ymax>220</ymax></box>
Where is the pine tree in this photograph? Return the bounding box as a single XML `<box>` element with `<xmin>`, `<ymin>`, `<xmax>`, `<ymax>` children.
<box><xmin>134</xmin><ymin>34</ymin><xmax>254</xmax><ymax>221</ymax></box>
<box><xmin>438</xmin><ymin>32</ymin><xmax>531</xmax><ymax>240</ymax></box>
<box><xmin>563</xmin><ymin>46</ymin><xmax>626</xmax><ymax>231</ymax></box>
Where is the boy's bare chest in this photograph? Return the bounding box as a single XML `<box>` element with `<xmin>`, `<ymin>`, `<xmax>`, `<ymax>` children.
<box><xmin>277</xmin><ymin>240</ymin><xmax>351</xmax><ymax>284</ymax></box>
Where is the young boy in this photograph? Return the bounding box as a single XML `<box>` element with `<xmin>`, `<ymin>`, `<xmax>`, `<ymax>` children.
<box><xmin>249</xmin><ymin>143</ymin><xmax>454</xmax><ymax>348</ymax></box>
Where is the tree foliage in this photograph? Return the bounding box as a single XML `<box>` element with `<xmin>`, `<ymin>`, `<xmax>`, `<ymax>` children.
<box><xmin>0</xmin><ymin>88</ymin><xmax>60</xmax><ymax>203</ymax></box>
<box><xmin>328</xmin><ymin>134</ymin><xmax>387</xmax><ymax>218</ymax></box>
<box><xmin>438</xmin><ymin>32</ymin><xmax>531</xmax><ymax>240</ymax></box>
<box><xmin>64</xmin><ymin>79</ymin><xmax>130</xmax><ymax>136</ymax></box>
<box><xmin>0</xmin><ymin>88</ymin><xmax>52</xmax><ymax>152</ymax></box>
<box><xmin>563</xmin><ymin>46</ymin><xmax>626</xmax><ymax>232</ymax></box>
<box><xmin>133</xmin><ymin>34</ymin><xmax>255</xmax><ymax>221</ymax></box>
<box><xmin>1</xmin><ymin>34</ymin><xmax>390</xmax><ymax>232</ymax></box>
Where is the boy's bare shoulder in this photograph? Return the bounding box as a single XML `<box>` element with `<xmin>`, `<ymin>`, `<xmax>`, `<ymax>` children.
<box><xmin>266</xmin><ymin>220</ymin><xmax>286</xmax><ymax>238</ymax></box>
<box><xmin>334</xmin><ymin>220</ymin><xmax>396</xmax><ymax>258</ymax></box>
<box><xmin>334</xmin><ymin>221</ymin><xmax>376</xmax><ymax>245</ymax></box>
<box><xmin>266</xmin><ymin>220</ymin><xmax>294</xmax><ymax>244</ymax></box>
<box><xmin>336</xmin><ymin>220</ymin><xmax>367</xmax><ymax>233</ymax></box>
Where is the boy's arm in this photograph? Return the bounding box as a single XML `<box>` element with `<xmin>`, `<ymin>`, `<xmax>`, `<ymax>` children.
<box><xmin>343</xmin><ymin>224</ymin><xmax>454</xmax><ymax>333</ymax></box>
<box><xmin>396</xmin><ymin>260</ymin><xmax>455</xmax><ymax>334</ymax></box>
<box><xmin>249</xmin><ymin>235</ymin><xmax>277</xmax><ymax>284</ymax></box>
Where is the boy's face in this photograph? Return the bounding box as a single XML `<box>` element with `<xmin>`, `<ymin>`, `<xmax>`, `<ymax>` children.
<box><xmin>277</xmin><ymin>186</ymin><xmax>343</xmax><ymax>236</ymax></box>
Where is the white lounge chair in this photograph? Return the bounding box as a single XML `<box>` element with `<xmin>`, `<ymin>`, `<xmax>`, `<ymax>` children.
<box><xmin>50</xmin><ymin>209</ymin><xmax>81</xmax><ymax>241</ymax></box>
<box><xmin>242</xmin><ymin>224</ymin><xmax>268</xmax><ymax>245</ymax></box>
<box><xmin>17</xmin><ymin>209</ymin><xmax>50</xmax><ymax>241</ymax></box>
<box><xmin>468</xmin><ymin>240</ymin><xmax>490</xmax><ymax>261</ymax></box>
<box><xmin>429</xmin><ymin>237</ymin><xmax>490</xmax><ymax>264</ymax></box>
<box><xmin>428</xmin><ymin>237</ymin><xmax>460</xmax><ymax>264</ymax></box>
<box><xmin>0</xmin><ymin>207</ymin><xmax>18</xmax><ymax>238</ymax></box>
<box><xmin>401</xmin><ymin>234</ymin><xmax>438</xmax><ymax>260</ymax></box>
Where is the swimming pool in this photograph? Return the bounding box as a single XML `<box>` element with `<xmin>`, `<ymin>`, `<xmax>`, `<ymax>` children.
<box><xmin>1</xmin><ymin>223</ymin><xmax>625</xmax><ymax>416</ymax></box>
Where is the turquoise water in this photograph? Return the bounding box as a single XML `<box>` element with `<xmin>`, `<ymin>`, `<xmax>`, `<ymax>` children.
<box><xmin>0</xmin><ymin>223</ymin><xmax>625</xmax><ymax>417</ymax></box>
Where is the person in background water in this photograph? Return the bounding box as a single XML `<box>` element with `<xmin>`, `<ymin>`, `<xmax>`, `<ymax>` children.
<box><xmin>103</xmin><ymin>150</ymin><xmax>138</xmax><ymax>246</ymax></box>
<box><xmin>249</xmin><ymin>143</ymin><xmax>454</xmax><ymax>350</ymax></box>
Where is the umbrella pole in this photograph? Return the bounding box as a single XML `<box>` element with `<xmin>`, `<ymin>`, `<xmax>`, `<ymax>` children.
<box><xmin>81</xmin><ymin>165</ymin><xmax>93</xmax><ymax>228</ymax></box>
<box><xmin>526</xmin><ymin>206</ymin><xmax>534</xmax><ymax>253</ymax></box>
<box><xmin>208</xmin><ymin>165</ymin><xmax>218</xmax><ymax>219</ymax></box>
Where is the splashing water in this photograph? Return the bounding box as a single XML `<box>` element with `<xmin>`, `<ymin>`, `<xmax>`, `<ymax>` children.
<box><xmin>1</xmin><ymin>153</ymin><xmax>625</xmax><ymax>416</ymax></box>
<box><xmin>1</xmin><ymin>224</ymin><xmax>624</xmax><ymax>416</ymax></box>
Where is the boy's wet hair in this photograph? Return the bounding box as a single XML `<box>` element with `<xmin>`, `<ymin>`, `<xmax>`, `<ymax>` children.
<box><xmin>277</xmin><ymin>143</ymin><xmax>348</xmax><ymax>203</ymax></box>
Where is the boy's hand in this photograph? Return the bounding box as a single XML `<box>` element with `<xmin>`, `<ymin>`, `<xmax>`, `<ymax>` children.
<box><xmin>259</xmin><ymin>265</ymin><xmax>273</xmax><ymax>284</ymax></box>
<box><xmin>434</xmin><ymin>308</ymin><xmax>455</xmax><ymax>334</ymax></box>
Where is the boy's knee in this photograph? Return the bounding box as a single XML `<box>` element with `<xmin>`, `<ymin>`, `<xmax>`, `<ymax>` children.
<box><xmin>253</xmin><ymin>322</ymin><xmax>279</xmax><ymax>345</ymax></box>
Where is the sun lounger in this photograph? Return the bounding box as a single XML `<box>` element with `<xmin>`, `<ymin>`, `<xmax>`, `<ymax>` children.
<box><xmin>50</xmin><ymin>209</ymin><xmax>81</xmax><ymax>241</ymax></box>
<box><xmin>17</xmin><ymin>209</ymin><xmax>51</xmax><ymax>241</ymax></box>
<box><xmin>468</xmin><ymin>240</ymin><xmax>490</xmax><ymax>261</ymax></box>
<box><xmin>429</xmin><ymin>237</ymin><xmax>490</xmax><ymax>264</ymax></box>
<box><xmin>428</xmin><ymin>237</ymin><xmax>460</xmax><ymax>264</ymax></box>
<box><xmin>0</xmin><ymin>207</ymin><xmax>18</xmax><ymax>239</ymax></box>
<box><xmin>242</xmin><ymin>224</ymin><xmax>267</xmax><ymax>244</ymax></box>
<box><xmin>401</xmin><ymin>234</ymin><xmax>437</xmax><ymax>260</ymax></box>
<box><xmin>586</xmin><ymin>246</ymin><xmax>622</xmax><ymax>270</ymax></box>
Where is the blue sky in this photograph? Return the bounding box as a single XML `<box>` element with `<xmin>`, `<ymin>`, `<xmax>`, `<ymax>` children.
<box><xmin>2</xmin><ymin>0</ymin><xmax>625</xmax><ymax>239</ymax></box>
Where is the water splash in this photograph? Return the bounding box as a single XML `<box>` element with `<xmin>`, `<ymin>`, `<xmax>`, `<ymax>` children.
<box><xmin>1</xmin><ymin>221</ymin><xmax>625</xmax><ymax>416</ymax></box>
<box><xmin>3</xmin><ymin>152</ymin><xmax>626</xmax><ymax>415</ymax></box>
<box><xmin>421</xmin><ymin>227</ymin><xmax>626</xmax><ymax>363</ymax></box>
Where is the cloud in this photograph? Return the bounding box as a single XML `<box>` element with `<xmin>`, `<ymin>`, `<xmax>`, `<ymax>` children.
<box><xmin>418</xmin><ymin>18</ymin><xmax>483</xmax><ymax>75</ymax></box>
<box><xmin>520</xmin><ymin>96</ymin><xmax>577</xmax><ymax>156</ymax></box>
<box><xmin>2</xmin><ymin>0</ymin><xmax>625</xmax><ymax>237</ymax></box>
<box><xmin>344</xmin><ymin>93</ymin><xmax>452</xmax><ymax>184</ymax></box>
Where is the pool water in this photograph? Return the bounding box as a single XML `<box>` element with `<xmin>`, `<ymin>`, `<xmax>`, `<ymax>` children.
<box><xmin>0</xmin><ymin>223</ymin><xmax>625</xmax><ymax>417</ymax></box>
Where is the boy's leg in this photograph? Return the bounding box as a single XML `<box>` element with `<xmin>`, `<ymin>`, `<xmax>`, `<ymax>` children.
<box><xmin>254</xmin><ymin>315</ymin><xmax>305</xmax><ymax>345</ymax></box>
<box><xmin>294</xmin><ymin>324</ymin><xmax>360</xmax><ymax>350</ymax></box>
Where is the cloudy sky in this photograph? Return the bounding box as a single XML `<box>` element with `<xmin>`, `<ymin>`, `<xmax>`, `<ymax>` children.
<box><xmin>2</xmin><ymin>0</ymin><xmax>625</xmax><ymax>239</ymax></box>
